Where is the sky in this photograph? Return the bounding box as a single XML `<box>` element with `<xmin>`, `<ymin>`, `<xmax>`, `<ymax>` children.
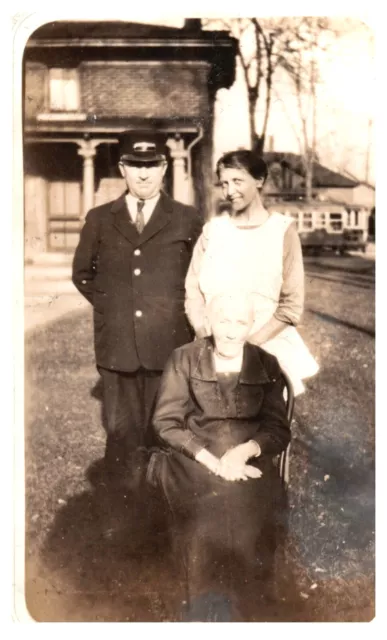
<box><xmin>122</xmin><ymin>14</ymin><xmax>375</xmax><ymax>182</ymax></box>
<box><xmin>213</xmin><ymin>19</ymin><xmax>375</xmax><ymax>182</ymax></box>
<box><xmin>13</xmin><ymin>11</ymin><xmax>375</xmax><ymax>183</ymax></box>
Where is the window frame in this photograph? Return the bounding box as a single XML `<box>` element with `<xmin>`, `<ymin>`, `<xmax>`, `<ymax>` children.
<box><xmin>47</xmin><ymin>68</ymin><xmax>80</xmax><ymax>113</ymax></box>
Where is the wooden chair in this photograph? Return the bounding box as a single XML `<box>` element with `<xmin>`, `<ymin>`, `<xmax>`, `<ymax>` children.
<box><xmin>277</xmin><ymin>369</ymin><xmax>295</xmax><ymax>488</ymax></box>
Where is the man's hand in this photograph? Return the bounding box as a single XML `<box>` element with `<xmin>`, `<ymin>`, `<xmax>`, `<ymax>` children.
<box><xmin>220</xmin><ymin>441</ymin><xmax>261</xmax><ymax>468</ymax></box>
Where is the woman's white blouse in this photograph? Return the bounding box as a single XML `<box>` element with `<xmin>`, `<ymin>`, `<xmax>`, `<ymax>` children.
<box><xmin>185</xmin><ymin>212</ymin><xmax>319</xmax><ymax>395</ymax></box>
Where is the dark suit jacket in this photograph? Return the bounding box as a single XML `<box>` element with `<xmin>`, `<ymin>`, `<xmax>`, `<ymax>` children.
<box><xmin>72</xmin><ymin>191</ymin><xmax>203</xmax><ymax>372</ymax></box>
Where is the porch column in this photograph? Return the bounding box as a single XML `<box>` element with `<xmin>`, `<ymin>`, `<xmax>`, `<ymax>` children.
<box><xmin>77</xmin><ymin>140</ymin><xmax>98</xmax><ymax>218</ymax></box>
<box><xmin>166</xmin><ymin>137</ymin><xmax>192</xmax><ymax>204</ymax></box>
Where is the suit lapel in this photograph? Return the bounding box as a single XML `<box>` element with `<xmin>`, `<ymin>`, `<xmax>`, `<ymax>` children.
<box><xmin>136</xmin><ymin>192</ymin><xmax>172</xmax><ymax>246</ymax></box>
<box><xmin>111</xmin><ymin>193</ymin><xmax>139</xmax><ymax>245</ymax></box>
<box><xmin>111</xmin><ymin>191</ymin><xmax>172</xmax><ymax>246</ymax></box>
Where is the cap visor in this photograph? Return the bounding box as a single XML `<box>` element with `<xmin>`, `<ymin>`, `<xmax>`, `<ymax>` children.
<box><xmin>120</xmin><ymin>153</ymin><xmax>165</xmax><ymax>164</ymax></box>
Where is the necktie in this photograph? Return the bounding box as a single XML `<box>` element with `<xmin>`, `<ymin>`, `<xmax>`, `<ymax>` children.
<box><xmin>135</xmin><ymin>199</ymin><xmax>145</xmax><ymax>234</ymax></box>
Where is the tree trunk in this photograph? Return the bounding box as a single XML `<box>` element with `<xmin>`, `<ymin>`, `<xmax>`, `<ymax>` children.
<box><xmin>253</xmin><ymin>134</ymin><xmax>265</xmax><ymax>155</ymax></box>
<box><xmin>249</xmin><ymin>95</ymin><xmax>265</xmax><ymax>154</ymax></box>
<box><xmin>248</xmin><ymin>95</ymin><xmax>256</xmax><ymax>150</ymax></box>
<box><xmin>308</xmin><ymin>59</ymin><xmax>317</xmax><ymax>202</ymax></box>
<box><xmin>365</xmin><ymin>117</ymin><xmax>373</xmax><ymax>183</ymax></box>
<box><xmin>305</xmin><ymin>163</ymin><xmax>313</xmax><ymax>201</ymax></box>
<box><xmin>305</xmin><ymin>150</ymin><xmax>313</xmax><ymax>202</ymax></box>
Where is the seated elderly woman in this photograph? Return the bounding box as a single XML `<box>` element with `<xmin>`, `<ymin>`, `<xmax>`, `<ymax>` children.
<box><xmin>148</xmin><ymin>293</ymin><xmax>291</xmax><ymax>622</ymax></box>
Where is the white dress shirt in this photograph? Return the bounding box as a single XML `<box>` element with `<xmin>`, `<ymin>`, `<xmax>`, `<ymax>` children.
<box><xmin>125</xmin><ymin>192</ymin><xmax>161</xmax><ymax>227</ymax></box>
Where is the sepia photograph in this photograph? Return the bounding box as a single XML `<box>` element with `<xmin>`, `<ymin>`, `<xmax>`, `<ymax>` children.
<box><xmin>17</xmin><ymin>11</ymin><xmax>375</xmax><ymax>623</ymax></box>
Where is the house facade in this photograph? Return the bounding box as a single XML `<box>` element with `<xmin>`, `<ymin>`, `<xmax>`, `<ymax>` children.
<box><xmin>23</xmin><ymin>20</ymin><xmax>236</xmax><ymax>257</ymax></box>
<box><xmin>262</xmin><ymin>152</ymin><xmax>362</xmax><ymax>202</ymax></box>
<box><xmin>261</xmin><ymin>152</ymin><xmax>374</xmax><ymax>242</ymax></box>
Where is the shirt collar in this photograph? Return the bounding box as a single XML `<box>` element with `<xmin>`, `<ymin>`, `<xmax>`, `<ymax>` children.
<box><xmin>126</xmin><ymin>191</ymin><xmax>160</xmax><ymax>213</ymax></box>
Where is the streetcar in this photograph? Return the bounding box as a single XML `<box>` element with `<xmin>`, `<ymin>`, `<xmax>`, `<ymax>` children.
<box><xmin>214</xmin><ymin>197</ymin><xmax>370</xmax><ymax>255</ymax></box>
<box><xmin>266</xmin><ymin>201</ymin><xmax>369</xmax><ymax>255</ymax></box>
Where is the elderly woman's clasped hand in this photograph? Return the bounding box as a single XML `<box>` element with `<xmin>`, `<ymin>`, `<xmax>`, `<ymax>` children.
<box><xmin>216</xmin><ymin>460</ymin><xmax>262</xmax><ymax>482</ymax></box>
<box><xmin>196</xmin><ymin>441</ymin><xmax>263</xmax><ymax>482</ymax></box>
<box><xmin>217</xmin><ymin>441</ymin><xmax>263</xmax><ymax>482</ymax></box>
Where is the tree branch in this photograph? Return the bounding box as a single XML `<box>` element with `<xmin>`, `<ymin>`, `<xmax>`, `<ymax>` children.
<box><xmin>261</xmin><ymin>34</ymin><xmax>274</xmax><ymax>141</ymax></box>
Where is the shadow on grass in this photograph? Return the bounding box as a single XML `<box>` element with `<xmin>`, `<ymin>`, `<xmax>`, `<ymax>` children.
<box><xmin>307</xmin><ymin>308</ymin><xmax>375</xmax><ymax>337</ymax></box>
<box><xmin>27</xmin><ymin>469</ymin><xmax>179</xmax><ymax>622</ymax></box>
<box><xmin>305</xmin><ymin>272</ymin><xmax>374</xmax><ymax>291</ymax></box>
<box><xmin>25</xmin><ymin>461</ymin><xmax>374</xmax><ymax>622</ymax></box>
<box><xmin>304</xmin><ymin>257</ymin><xmax>375</xmax><ymax>276</ymax></box>
<box><xmin>25</xmin><ymin>457</ymin><xmax>305</xmax><ymax>622</ymax></box>
<box><xmin>89</xmin><ymin>376</ymin><xmax>110</xmax><ymax>440</ymax></box>
<box><xmin>90</xmin><ymin>377</ymin><xmax>103</xmax><ymax>402</ymax></box>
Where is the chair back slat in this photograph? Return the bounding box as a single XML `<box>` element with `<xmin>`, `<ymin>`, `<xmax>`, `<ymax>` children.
<box><xmin>278</xmin><ymin>370</ymin><xmax>295</xmax><ymax>487</ymax></box>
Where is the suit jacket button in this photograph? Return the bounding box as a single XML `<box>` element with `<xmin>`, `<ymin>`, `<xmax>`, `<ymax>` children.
<box><xmin>135</xmin><ymin>310</ymin><xmax>143</xmax><ymax>318</ymax></box>
<box><xmin>134</xmin><ymin>249</ymin><xmax>141</xmax><ymax>256</ymax></box>
<box><xmin>134</xmin><ymin>268</ymin><xmax>141</xmax><ymax>276</ymax></box>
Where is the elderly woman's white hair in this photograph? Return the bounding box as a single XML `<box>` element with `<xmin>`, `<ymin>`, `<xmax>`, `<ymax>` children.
<box><xmin>205</xmin><ymin>293</ymin><xmax>255</xmax><ymax>324</ymax></box>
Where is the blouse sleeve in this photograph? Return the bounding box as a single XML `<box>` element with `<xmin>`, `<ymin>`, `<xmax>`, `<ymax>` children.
<box><xmin>274</xmin><ymin>221</ymin><xmax>304</xmax><ymax>326</ymax></box>
<box><xmin>184</xmin><ymin>224</ymin><xmax>210</xmax><ymax>334</ymax></box>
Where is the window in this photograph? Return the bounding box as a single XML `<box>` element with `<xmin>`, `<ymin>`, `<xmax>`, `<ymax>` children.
<box><xmin>329</xmin><ymin>213</ymin><xmax>343</xmax><ymax>232</ymax></box>
<box><xmin>346</xmin><ymin>210</ymin><xmax>359</xmax><ymax>228</ymax></box>
<box><xmin>49</xmin><ymin>68</ymin><xmax>80</xmax><ymax>112</ymax></box>
<box><xmin>302</xmin><ymin>212</ymin><xmax>313</xmax><ymax>230</ymax></box>
<box><xmin>288</xmin><ymin>211</ymin><xmax>300</xmax><ymax>230</ymax></box>
<box><xmin>316</xmin><ymin>212</ymin><xmax>326</xmax><ymax>228</ymax></box>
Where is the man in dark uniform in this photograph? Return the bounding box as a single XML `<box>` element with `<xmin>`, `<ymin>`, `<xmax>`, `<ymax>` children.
<box><xmin>72</xmin><ymin>131</ymin><xmax>203</xmax><ymax>486</ymax></box>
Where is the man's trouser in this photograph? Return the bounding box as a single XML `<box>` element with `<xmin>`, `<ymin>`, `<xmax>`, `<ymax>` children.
<box><xmin>98</xmin><ymin>366</ymin><xmax>162</xmax><ymax>473</ymax></box>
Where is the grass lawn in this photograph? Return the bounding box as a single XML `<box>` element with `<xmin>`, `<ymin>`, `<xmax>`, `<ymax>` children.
<box><xmin>24</xmin><ymin>259</ymin><xmax>375</xmax><ymax>622</ymax></box>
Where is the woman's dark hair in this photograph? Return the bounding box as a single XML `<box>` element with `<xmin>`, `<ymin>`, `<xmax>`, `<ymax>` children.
<box><xmin>216</xmin><ymin>150</ymin><xmax>268</xmax><ymax>184</ymax></box>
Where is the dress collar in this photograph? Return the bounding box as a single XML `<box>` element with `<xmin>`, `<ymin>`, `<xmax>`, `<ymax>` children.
<box><xmin>191</xmin><ymin>338</ymin><xmax>271</xmax><ymax>385</ymax></box>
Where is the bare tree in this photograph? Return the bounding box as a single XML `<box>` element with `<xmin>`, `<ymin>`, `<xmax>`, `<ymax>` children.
<box><xmin>237</xmin><ymin>18</ymin><xmax>277</xmax><ymax>154</ymax></box>
<box><xmin>205</xmin><ymin>17</ymin><xmax>370</xmax><ymax>199</ymax></box>
<box><xmin>276</xmin><ymin>17</ymin><xmax>335</xmax><ymax>201</ymax></box>
<box><xmin>363</xmin><ymin>26</ymin><xmax>375</xmax><ymax>184</ymax></box>
<box><xmin>204</xmin><ymin>17</ymin><xmax>334</xmax><ymax>167</ymax></box>
<box><xmin>364</xmin><ymin>117</ymin><xmax>374</xmax><ymax>184</ymax></box>
<box><xmin>283</xmin><ymin>18</ymin><xmax>374</xmax><ymax>190</ymax></box>
<box><xmin>204</xmin><ymin>18</ymin><xmax>288</xmax><ymax>153</ymax></box>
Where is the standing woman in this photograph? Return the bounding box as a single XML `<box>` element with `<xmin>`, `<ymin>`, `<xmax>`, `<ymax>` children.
<box><xmin>185</xmin><ymin>150</ymin><xmax>319</xmax><ymax>396</ymax></box>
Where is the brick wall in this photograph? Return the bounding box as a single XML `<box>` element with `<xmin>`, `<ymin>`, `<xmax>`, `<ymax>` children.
<box><xmin>24</xmin><ymin>60</ymin><xmax>212</xmax><ymax>121</ymax></box>
<box><xmin>24</xmin><ymin>62</ymin><xmax>47</xmax><ymax>118</ymax></box>
<box><xmin>80</xmin><ymin>62</ymin><xmax>210</xmax><ymax>119</ymax></box>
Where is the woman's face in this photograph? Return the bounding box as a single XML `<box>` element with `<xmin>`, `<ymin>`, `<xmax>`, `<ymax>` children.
<box><xmin>219</xmin><ymin>166</ymin><xmax>264</xmax><ymax>213</ymax></box>
<box><xmin>209</xmin><ymin>299</ymin><xmax>254</xmax><ymax>359</ymax></box>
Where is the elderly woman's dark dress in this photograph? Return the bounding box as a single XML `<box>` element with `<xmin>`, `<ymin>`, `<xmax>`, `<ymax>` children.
<box><xmin>148</xmin><ymin>337</ymin><xmax>291</xmax><ymax>620</ymax></box>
